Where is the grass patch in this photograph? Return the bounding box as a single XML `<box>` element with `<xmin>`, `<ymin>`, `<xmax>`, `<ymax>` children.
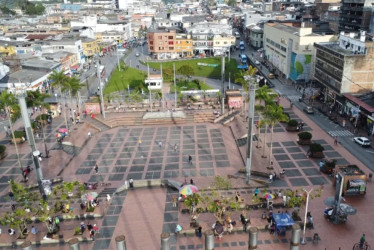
<box><xmin>170</xmin><ymin>79</ymin><xmax>212</xmax><ymax>93</ymax></box>
<box><xmin>104</xmin><ymin>63</ymin><xmax>147</xmax><ymax>95</ymax></box>
<box><xmin>147</xmin><ymin>57</ymin><xmax>238</xmax><ymax>81</ymax></box>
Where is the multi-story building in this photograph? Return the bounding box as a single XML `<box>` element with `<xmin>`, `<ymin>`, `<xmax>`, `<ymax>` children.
<box><xmin>147</xmin><ymin>29</ymin><xmax>177</xmax><ymax>60</ymax></box>
<box><xmin>40</xmin><ymin>39</ymin><xmax>85</xmax><ymax>64</ymax></box>
<box><xmin>81</xmin><ymin>37</ymin><xmax>100</xmax><ymax>58</ymax></box>
<box><xmin>175</xmin><ymin>33</ymin><xmax>193</xmax><ymax>58</ymax></box>
<box><xmin>339</xmin><ymin>0</ymin><xmax>374</xmax><ymax>32</ymax></box>
<box><xmin>43</xmin><ymin>51</ymin><xmax>79</xmax><ymax>73</ymax></box>
<box><xmin>186</xmin><ymin>23</ymin><xmax>233</xmax><ymax>56</ymax></box>
<box><xmin>212</xmin><ymin>34</ymin><xmax>235</xmax><ymax>56</ymax></box>
<box><xmin>0</xmin><ymin>41</ymin><xmax>17</xmax><ymax>56</ymax></box>
<box><xmin>325</xmin><ymin>6</ymin><xmax>340</xmax><ymax>33</ymax></box>
<box><xmin>313</xmin><ymin>31</ymin><xmax>374</xmax><ymax>116</ymax></box>
<box><xmin>263</xmin><ymin>23</ymin><xmax>336</xmax><ymax>83</ymax></box>
<box><xmin>249</xmin><ymin>25</ymin><xmax>264</xmax><ymax>49</ymax></box>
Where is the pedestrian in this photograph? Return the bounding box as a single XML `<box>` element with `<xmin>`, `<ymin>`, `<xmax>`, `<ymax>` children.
<box><xmin>188</xmin><ymin>155</ymin><xmax>192</xmax><ymax>165</ymax></box>
<box><xmin>106</xmin><ymin>194</ymin><xmax>111</xmax><ymax>203</ymax></box>
<box><xmin>93</xmin><ymin>224</ymin><xmax>99</xmax><ymax>232</ymax></box>
<box><xmin>80</xmin><ymin>222</ymin><xmax>85</xmax><ymax>234</ymax></box>
<box><xmin>269</xmin><ymin>173</ymin><xmax>273</xmax><ymax>183</ymax></box>
<box><xmin>8</xmin><ymin>191</ymin><xmax>14</xmax><ymax>200</ymax></box>
<box><xmin>174</xmin><ymin>144</ymin><xmax>177</xmax><ymax>152</ymax></box>
<box><xmin>360</xmin><ymin>234</ymin><xmax>366</xmax><ymax>248</ymax></box>
<box><xmin>334</xmin><ymin>136</ymin><xmax>338</xmax><ymax>145</ymax></box>
<box><xmin>171</xmin><ymin>195</ymin><xmax>177</xmax><ymax>207</ymax></box>
<box><xmin>88</xmin><ymin>131</ymin><xmax>91</xmax><ymax>137</ymax></box>
<box><xmin>254</xmin><ymin>187</ymin><xmax>258</xmax><ymax>197</ymax></box>
<box><xmin>196</xmin><ymin>226</ymin><xmax>202</xmax><ymax>238</ymax></box>
<box><xmin>129</xmin><ymin>178</ymin><xmax>134</xmax><ymax>189</ymax></box>
<box><xmin>94</xmin><ymin>164</ymin><xmax>99</xmax><ymax>174</ymax></box>
<box><xmin>240</xmin><ymin>212</ymin><xmax>249</xmax><ymax>232</ymax></box>
<box><xmin>90</xmin><ymin>229</ymin><xmax>95</xmax><ymax>240</ymax></box>
<box><xmin>158</xmin><ymin>141</ymin><xmax>162</xmax><ymax>148</ymax></box>
<box><xmin>273</xmin><ymin>172</ymin><xmax>277</xmax><ymax>181</ymax></box>
<box><xmin>8</xmin><ymin>228</ymin><xmax>15</xmax><ymax>235</ymax></box>
<box><xmin>87</xmin><ymin>222</ymin><xmax>93</xmax><ymax>231</ymax></box>
<box><xmin>190</xmin><ymin>179</ymin><xmax>194</xmax><ymax>185</ymax></box>
<box><xmin>31</xmin><ymin>226</ymin><xmax>38</xmax><ymax>234</ymax></box>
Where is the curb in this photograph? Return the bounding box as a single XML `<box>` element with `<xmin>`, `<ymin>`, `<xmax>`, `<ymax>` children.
<box><xmin>0</xmin><ymin>235</ymin><xmax>94</xmax><ymax>247</ymax></box>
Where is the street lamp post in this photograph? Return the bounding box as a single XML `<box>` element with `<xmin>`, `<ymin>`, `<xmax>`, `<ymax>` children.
<box><xmin>116</xmin><ymin>44</ymin><xmax>121</xmax><ymax>72</ymax></box>
<box><xmin>221</xmin><ymin>52</ymin><xmax>225</xmax><ymax>115</ymax></box>
<box><xmin>14</xmin><ymin>87</ymin><xmax>44</xmax><ymax>194</ymax></box>
<box><xmin>244</xmin><ymin>75</ymin><xmax>257</xmax><ymax>184</ymax></box>
<box><xmin>96</xmin><ymin>60</ymin><xmax>106</xmax><ymax>119</ymax></box>
<box><xmin>301</xmin><ymin>188</ymin><xmax>313</xmax><ymax>245</ymax></box>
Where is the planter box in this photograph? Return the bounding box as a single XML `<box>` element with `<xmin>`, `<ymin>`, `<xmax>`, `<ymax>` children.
<box><xmin>309</xmin><ymin>151</ymin><xmax>324</xmax><ymax>158</ymax></box>
<box><xmin>286</xmin><ymin>126</ymin><xmax>299</xmax><ymax>132</ymax></box>
<box><xmin>297</xmin><ymin>139</ymin><xmax>311</xmax><ymax>145</ymax></box>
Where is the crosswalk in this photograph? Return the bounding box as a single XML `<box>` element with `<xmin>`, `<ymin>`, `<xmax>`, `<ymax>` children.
<box><xmin>286</xmin><ymin>95</ymin><xmax>301</xmax><ymax>102</ymax></box>
<box><xmin>328</xmin><ymin>130</ymin><xmax>354</xmax><ymax>137</ymax></box>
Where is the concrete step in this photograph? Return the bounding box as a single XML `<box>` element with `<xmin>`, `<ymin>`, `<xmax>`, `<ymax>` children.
<box><xmin>98</xmin><ymin>188</ymin><xmax>117</xmax><ymax>198</ymax></box>
<box><xmin>89</xmin><ymin>118</ymin><xmax>111</xmax><ymax>132</ymax></box>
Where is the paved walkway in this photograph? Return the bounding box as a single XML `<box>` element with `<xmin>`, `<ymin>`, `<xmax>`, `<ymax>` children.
<box><xmin>0</xmin><ymin>97</ymin><xmax>373</xmax><ymax>249</ymax></box>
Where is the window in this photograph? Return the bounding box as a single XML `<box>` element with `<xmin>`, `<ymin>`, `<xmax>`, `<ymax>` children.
<box><xmin>159</xmin><ymin>47</ymin><xmax>163</xmax><ymax>50</ymax></box>
<box><xmin>168</xmin><ymin>36</ymin><xmax>173</xmax><ymax>39</ymax></box>
<box><xmin>150</xmin><ymin>41</ymin><xmax>153</xmax><ymax>45</ymax></box>
<box><xmin>168</xmin><ymin>41</ymin><xmax>174</xmax><ymax>45</ymax></box>
<box><xmin>224</xmin><ymin>42</ymin><xmax>227</xmax><ymax>44</ymax></box>
<box><xmin>150</xmin><ymin>46</ymin><xmax>154</xmax><ymax>50</ymax></box>
<box><xmin>169</xmin><ymin>47</ymin><xmax>174</xmax><ymax>50</ymax></box>
<box><xmin>158</xmin><ymin>36</ymin><xmax>162</xmax><ymax>39</ymax></box>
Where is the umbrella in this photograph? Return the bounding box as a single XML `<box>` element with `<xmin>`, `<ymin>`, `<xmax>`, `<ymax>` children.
<box><xmin>263</xmin><ymin>193</ymin><xmax>275</xmax><ymax>199</ymax></box>
<box><xmin>167</xmin><ymin>180</ymin><xmax>182</xmax><ymax>191</ymax></box>
<box><xmin>179</xmin><ymin>184</ymin><xmax>198</xmax><ymax>196</ymax></box>
<box><xmin>323</xmin><ymin>197</ymin><xmax>356</xmax><ymax>215</ymax></box>
<box><xmin>82</xmin><ymin>192</ymin><xmax>98</xmax><ymax>201</ymax></box>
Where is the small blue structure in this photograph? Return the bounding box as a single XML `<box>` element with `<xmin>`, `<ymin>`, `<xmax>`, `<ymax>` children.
<box><xmin>273</xmin><ymin>213</ymin><xmax>294</xmax><ymax>237</ymax></box>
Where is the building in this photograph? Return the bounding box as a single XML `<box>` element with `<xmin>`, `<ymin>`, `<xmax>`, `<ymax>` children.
<box><xmin>339</xmin><ymin>0</ymin><xmax>374</xmax><ymax>32</ymax></box>
<box><xmin>212</xmin><ymin>34</ymin><xmax>235</xmax><ymax>56</ymax></box>
<box><xmin>263</xmin><ymin>22</ymin><xmax>336</xmax><ymax>83</ymax></box>
<box><xmin>81</xmin><ymin>38</ymin><xmax>100</xmax><ymax>58</ymax></box>
<box><xmin>175</xmin><ymin>33</ymin><xmax>193</xmax><ymax>58</ymax></box>
<box><xmin>145</xmin><ymin>74</ymin><xmax>163</xmax><ymax>90</ymax></box>
<box><xmin>313</xmin><ymin>31</ymin><xmax>374</xmax><ymax>120</ymax></box>
<box><xmin>0</xmin><ymin>41</ymin><xmax>17</xmax><ymax>56</ymax></box>
<box><xmin>40</xmin><ymin>39</ymin><xmax>85</xmax><ymax>64</ymax></box>
<box><xmin>249</xmin><ymin>25</ymin><xmax>264</xmax><ymax>49</ymax></box>
<box><xmin>43</xmin><ymin>51</ymin><xmax>79</xmax><ymax>74</ymax></box>
<box><xmin>147</xmin><ymin>29</ymin><xmax>177</xmax><ymax>60</ymax></box>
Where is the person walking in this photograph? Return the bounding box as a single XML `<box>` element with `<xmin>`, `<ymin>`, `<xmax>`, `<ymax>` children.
<box><xmin>360</xmin><ymin>234</ymin><xmax>366</xmax><ymax>248</ymax></box>
<box><xmin>158</xmin><ymin>141</ymin><xmax>162</xmax><ymax>148</ymax></box>
<box><xmin>80</xmin><ymin>222</ymin><xmax>86</xmax><ymax>234</ymax></box>
<box><xmin>129</xmin><ymin>178</ymin><xmax>134</xmax><ymax>189</ymax></box>
<box><xmin>188</xmin><ymin>155</ymin><xmax>192</xmax><ymax>165</ymax></box>
<box><xmin>171</xmin><ymin>195</ymin><xmax>177</xmax><ymax>207</ymax></box>
<box><xmin>94</xmin><ymin>164</ymin><xmax>99</xmax><ymax>174</ymax></box>
<box><xmin>174</xmin><ymin>144</ymin><xmax>178</xmax><ymax>152</ymax></box>
<box><xmin>254</xmin><ymin>187</ymin><xmax>259</xmax><ymax>197</ymax></box>
<box><xmin>334</xmin><ymin>136</ymin><xmax>338</xmax><ymax>145</ymax></box>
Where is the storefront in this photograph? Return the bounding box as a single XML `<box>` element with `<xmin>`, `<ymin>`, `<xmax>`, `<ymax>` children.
<box><xmin>333</xmin><ymin>165</ymin><xmax>367</xmax><ymax>196</ymax></box>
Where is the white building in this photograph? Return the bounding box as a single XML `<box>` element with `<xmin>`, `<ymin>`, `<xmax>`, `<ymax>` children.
<box><xmin>145</xmin><ymin>74</ymin><xmax>163</xmax><ymax>90</ymax></box>
<box><xmin>40</xmin><ymin>39</ymin><xmax>85</xmax><ymax>64</ymax></box>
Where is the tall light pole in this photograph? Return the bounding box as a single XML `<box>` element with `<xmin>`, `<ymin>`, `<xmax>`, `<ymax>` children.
<box><xmin>221</xmin><ymin>52</ymin><xmax>225</xmax><ymax>115</ymax></box>
<box><xmin>244</xmin><ymin>75</ymin><xmax>257</xmax><ymax>184</ymax></box>
<box><xmin>301</xmin><ymin>188</ymin><xmax>313</xmax><ymax>245</ymax></box>
<box><xmin>173</xmin><ymin>63</ymin><xmax>177</xmax><ymax>108</ymax></box>
<box><xmin>96</xmin><ymin>61</ymin><xmax>106</xmax><ymax>119</ymax></box>
<box><xmin>116</xmin><ymin>43</ymin><xmax>121</xmax><ymax>71</ymax></box>
<box><xmin>14</xmin><ymin>87</ymin><xmax>44</xmax><ymax>194</ymax></box>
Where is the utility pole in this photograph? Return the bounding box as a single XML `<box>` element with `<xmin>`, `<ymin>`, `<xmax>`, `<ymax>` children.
<box><xmin>15</xmin><ymin>89</ymin><xmax>44</xmax><ymax>194</ymax></box>
<box><xmin>161</xmin><ymin>64</ymin><xmax>164</xmax><ymax>111</ymax></box>
<box><xmin>173</xmin><ymin>63</ymin><xmax>177</xmax><ymax>108</ymax></box>
<box><xmin>229</xmin><ymin>72</ymin><xmax>231</xmax><ymax>89</ymax></box>
<box><xmin>116</xmin><ymin>44</ymin><xmax>121</xmax><ymax>71</ymax></box>
<box><xmin>301</xmin><ymin>188</ymin><xmax>313</xmax><ymax>245</ymax></box>
<box><xmin>244</xmin><ymin>75</ymin><xmax>257</xmax><ymax>184</ymax></box>
<box><xmin>96</xmin><ymin>60</ymin><xmax>106</xmax><ymax>119</ymax></box>
<box><xmin>221</xmin><ymin>52</ymin><xmax>225</xmax><ymax>115</ymax></box>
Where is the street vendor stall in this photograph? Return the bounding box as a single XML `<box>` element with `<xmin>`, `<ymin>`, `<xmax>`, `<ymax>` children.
<box><xmin>333</xmin><ymin>165</ymin><xmax>367</xmax><ymax>195</ymax></box>
<box><xmin>273</xmin><ymin>212</ymin><xmax>294</xmax><ymax>237</ymax></box>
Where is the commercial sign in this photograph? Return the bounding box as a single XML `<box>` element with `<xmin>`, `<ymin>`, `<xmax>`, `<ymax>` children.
<box><xmin>197</xmin><ymin>63</ymin><xmax>218</xmax><ymax>67</ymax></box>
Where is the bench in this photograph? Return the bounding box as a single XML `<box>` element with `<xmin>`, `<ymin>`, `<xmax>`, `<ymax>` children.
<box><xmin>10</xmin><ymin>138</ymin><xmax>26</xmax><ymax>144</ymax></box>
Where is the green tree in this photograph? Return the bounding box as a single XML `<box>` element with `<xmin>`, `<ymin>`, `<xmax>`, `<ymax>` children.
<box><xmin>0</xmin><ymin>91</ymin><xmax>22</xmax><ymax>172</ymax></box>
<box><xmin>177</xmin><ymin>65</ymin><xmax>194</xmax><ymax>80</ymax></box>
<box><xmin>49</xmin><ymin>71</ymin><xmax>69</xmax><ymax>130</ymax></box>
<box><xmin>264</xmin><ymin>104</ymin><xmax>289</xmax><ymax>168</ymax></box>
<box><xmin>227</xmin><ymin>0</ymin><xmax>236</xmax><ymax>6</ymax></box>
<box><xmin>62</xmin><ymin>76</ymin><xmax>83</xmax><ymax>120</ymax></box>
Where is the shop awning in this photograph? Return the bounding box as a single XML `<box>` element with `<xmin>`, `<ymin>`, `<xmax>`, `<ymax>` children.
<box><xmin>71</xmin><ymin>65</ymin><xmax>79</xmax><ymax>70</ymax></box>
<box><xmin>344</xmin><ymin>94</ymin><xmax>374</xmax><ymax>113</ymax></box>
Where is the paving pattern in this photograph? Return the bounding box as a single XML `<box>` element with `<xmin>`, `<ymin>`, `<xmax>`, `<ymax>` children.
<box><xmin>75</xmin><ymin>125</ymin><xmax>236</xmax><ymax>184</ymax></box>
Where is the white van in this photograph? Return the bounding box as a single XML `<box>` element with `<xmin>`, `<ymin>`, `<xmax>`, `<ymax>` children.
<box><xmin>235</xmin><ymin>32</ymin><xmax>240</xmax><ymax>38</ymax></box>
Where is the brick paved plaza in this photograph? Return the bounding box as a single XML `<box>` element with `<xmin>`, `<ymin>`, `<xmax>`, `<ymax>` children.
<box><xmin>0</xmin><ymin>96</ymin><xmax>373</xmax><ymax>250</ymax></box>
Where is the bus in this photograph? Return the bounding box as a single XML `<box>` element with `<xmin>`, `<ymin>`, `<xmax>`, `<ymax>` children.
<box><xmin>99</xmin><ymin>65</ymin><xmax>106</xmax><ymax>78</ymax></box>
<box><xmin>240</xmin><ymin>54</ymin><xmax>247</xmax><ymax>64</ymax></box>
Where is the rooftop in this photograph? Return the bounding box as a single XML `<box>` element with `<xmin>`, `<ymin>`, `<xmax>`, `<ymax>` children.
<box><xmin>22</xmin><ymin>58</ymin><xmax>60</xmax><ymax>70</ymax></box>
<box><xmin>316</xmin><ymin>42</ymin><xmax>366</xmax><ymax>56</ymax></box>
<box><xmin>0</xmin><ymin>69</ymin><xmax>49</xmax><ymax>84</ymax></box>
<box><xmin>338</xmin><ymin>165</ymin><xmax>365</xmax><ymax>176</ymax></box>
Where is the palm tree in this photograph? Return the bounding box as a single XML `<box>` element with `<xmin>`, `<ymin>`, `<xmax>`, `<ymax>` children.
<box><xmin>63</xmin><ymin>76</ymin><xmax>83</xmax><ymax>122</ymax></box>
<box><xmin>235</xmin><ymin>66</ymin><xmax>257</xmax><ymax>115</ymax></box>
<box><xmin>0</xmin><ymin>91</ymin><xmax>23</xmax><ymax>173</ymax></box>
<box><xmin>264</xmin><ymin>104</ymin><xmax>289</xmax><ymax>168</ymax></box>
<box><xmin>49</xmin><ymin>71</ymin><xmax>69</xmax><ymax>130</ymax></box>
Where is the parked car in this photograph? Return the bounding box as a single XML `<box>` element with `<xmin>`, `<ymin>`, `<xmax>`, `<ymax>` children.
<box><xmin>268</xmin><ymin>73</ymin><xmax>275</xmax><ymax>79</ymax></box>
<box><xmin>303</xmin><ymin>106</ymin><xmax>314</xmax><ymax>114</ymax></box>
<box><xmin>353</xmin><ymin>137</ymin><xmax>371</xmax><ymax>147</ymax></box>
<box><xmin>135</xmin><ymin>53</ymin><xmax>140</xmax><ymax>57</ymax></box>
<box><xmin>255</xmin><ymin>60</ymin><xmax>260</xmax><ymax>65</ymax></box>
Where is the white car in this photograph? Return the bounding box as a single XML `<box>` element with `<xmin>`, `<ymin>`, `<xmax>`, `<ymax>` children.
<box><xmin>135</xmin><ymin>53</ymin><xmax>140</xmax><ymax>57</ymax></box>
<box><xmin>255</xmin><ymin>60</ymin><xmax>260</xmax><ymax>65</ymax></box>
<box><xmin>353</xmin><ymin>137</ymin><xmax>371</xmax><ymax>147</ymax></box>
